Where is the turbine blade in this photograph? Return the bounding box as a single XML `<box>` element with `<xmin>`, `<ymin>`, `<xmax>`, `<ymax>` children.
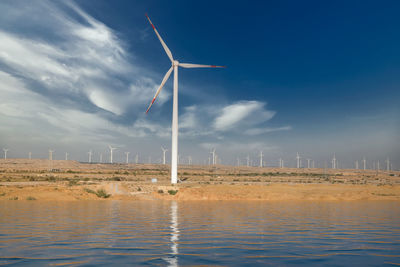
<box><xmin>145</xmin><ymin>14</ymin><xmax>174</xmax><ymax>62</ymax></box>
<box><xmin>179</xmin><ymin>63</ymin><xmax>226</xmax><ymax>68</ymax></box>
<box><xmin>146</xmin><ymin>66</ymin><xmax>173</xmax><ymax>113</ymax></box>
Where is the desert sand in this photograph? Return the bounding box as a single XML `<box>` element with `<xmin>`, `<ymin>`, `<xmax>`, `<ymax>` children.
<box><xmin>0</xmin><ymin>159</ymin><xmax>399</xmax><ymax>201</ymax></box>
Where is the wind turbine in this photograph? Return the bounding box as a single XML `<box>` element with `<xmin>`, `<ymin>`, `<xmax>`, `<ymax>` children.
<box><xmin>259</xmin><ymin>151</ymin><xmax>263</xmax><ymax>168</ymax></box>
<box><xmin>279</xmin><ymin>158</ymin><xmax>283</xmax><ymax>168</ymax></box>
<box><xmin>99</xmin><ymin>153</ymin><xmax>103</xmax><ymax>163</ymax></box>
<box><xmin>246</xmin><ymin>155</ymin><xmax>250</xmax><ymax>167</ymax></box>
<box><xmin>65</xmin><ymin>152</ymin><xmax>69</xmax><ymax>161</ymax></box>
<box><xmin>144</xmin><ymin>14</ymin><xmax>225</xmax><ymax>184</ymax></box>
<box><xmin>307</xmin><ymin>158</ymin><xmax>311</xmax><ymax>169</ymax></box>
<box><xmin>48</xmin><ymin>149</ymin><xmax>54</xmax><ymax>161</ymax></box>
<box><xmin>28</xmin><ymin>152</ymin><xmax>32</xmax><ymax>160</ymax></box>
<box><xmin>125</xmin><ymin>152</ymin><xmax>130</xmax><ymax>164</ymax></box>
<box><xmin>296</xmin><ymin>152</ymin><xmax>300</xmax><ymax>168</ymax></box>
<box><xmin>363</xmin><ymin>157</ymin><xmax>366</xmax><ymax>170</ymax></box>
<box><xmin>210</xmin><ymin>149</ymin><xmax>216</xmax><ymax>165</ymax></box>
<box><xmin>109</xmin><ymin>145</ymin><xmax>116</xmax><ymax>163</ymax></box>
<box><xmin>3</xmin><ymin>148</ymin><xmax>9</xmax><ymax>159</ymax></box>
<box><xmin>332</xmin><ymin>153</ymin><xmax>336</xmax><ymax>169</ymax></box>
<box><xmin>386</xmin><ymin>157</ymin><xmax>390</xmax><ymax>171</ymax></box>
<box><xmin>88</xmin><ymin>150</ymin><xmax>93</xmax><ymax>163</ymax></box>
<box><xmin>161</xmin><ymin>147</ymin><xmax>168</xmax><ymax>165</ymax></box>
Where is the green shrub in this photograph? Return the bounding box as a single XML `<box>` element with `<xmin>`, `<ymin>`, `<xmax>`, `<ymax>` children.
<box><xmin>84</xmin><ymin>188</ymin><xmax>96</xmax><ymax>194</ymax></box>
<box><xmin>26</xmin><ymin>196</ymin><xmax>36</xmax><ymax>200</ymax></box>
<box><xmin>9</xmin><ymin>196</ymin><xmax>18</xmax><ymax>200</ymax></box>
<box><xmin>96</xmin><ymin>189</ymin><xmax>111</xmax><ymax>198</ymax></box>
<box><xmin>68</xmin><ymin>180</ymin><xmax>78</xmax><ymax>186</ymax></box>
<box><xmin>168</xmin><ymin>190</ymin><xmax>178</xmax><ymax>195</ymax></box>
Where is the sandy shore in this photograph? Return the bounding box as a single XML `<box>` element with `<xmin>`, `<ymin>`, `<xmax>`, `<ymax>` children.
<box><xmin>0</xmin><ymin>159</ymin><xmax>399</xmax><ymax>201</ymax></box>
<box><xmin>1</xmin><ymin>182</ymin><xmax>399</xmax><ymax>201</ymax></box>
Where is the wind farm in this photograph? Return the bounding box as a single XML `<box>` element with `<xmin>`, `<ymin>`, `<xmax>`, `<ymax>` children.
<box><xmin>1</xmin><ymin>1</ymin><xmax>400</xmax><ymax>266</ymax></box>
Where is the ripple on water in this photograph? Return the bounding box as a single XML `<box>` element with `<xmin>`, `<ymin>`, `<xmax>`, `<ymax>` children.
<box><xmin>0</xmin><ymin>200</ymin><xmax>399</xmax><ymax>266</ymax></box>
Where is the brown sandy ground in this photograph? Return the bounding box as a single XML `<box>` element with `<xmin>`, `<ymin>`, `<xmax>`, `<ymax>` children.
<box><xmin>0</xmin><ymin>159</ymin><xmax>399</xmax><ymax>201</ymax></box>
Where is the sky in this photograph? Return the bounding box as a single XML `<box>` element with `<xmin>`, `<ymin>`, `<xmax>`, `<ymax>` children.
<box><xmin>0</xmin><ymin>0</ymin><xmax>399</xmax><ymax>168</ymax></box>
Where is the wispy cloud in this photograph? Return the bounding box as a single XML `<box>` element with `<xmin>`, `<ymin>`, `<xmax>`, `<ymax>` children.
<box><xmin>0</xmin><ymin>0</ymin><xmax>289</xmax><ymax>158</ymax></box>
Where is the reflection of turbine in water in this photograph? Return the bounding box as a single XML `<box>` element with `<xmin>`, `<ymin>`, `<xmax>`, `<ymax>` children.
<box><xmin>164</xmin><ymin>201</ymin><xmax>179</xmax><ymax>267</ymax></box>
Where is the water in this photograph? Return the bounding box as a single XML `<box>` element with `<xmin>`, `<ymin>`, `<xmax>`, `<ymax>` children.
<box><xmin>1</xmin><ymin>201</ymin><xmax>399</xmax><ymax>266</ymax></box>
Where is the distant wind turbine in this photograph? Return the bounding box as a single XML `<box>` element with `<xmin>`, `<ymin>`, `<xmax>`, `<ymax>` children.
<box><xmin>125</xmin><ymin>152</ymin><xmax>130</xmax><ymax>164</ymax></box>
<box><xmin>296</xmin><ymin>152</ymin><xmax>300</xmax><ymax>168</ymax></box>
<box><xmin>161</xmin><ymin>147</ymin><xmax>168</xmax><ymax>165</ymax></box>
<box><xmin>28</xmin><ymin>152</ymin><xmax>32</xmax><ymax>160</ymax></box>
<box><xmin>88</xmin><ymin>150</ymin><xmax>93</xmax><ymax>163</ymax></box>
<box><xmin>279</xmin><ymin>158</ymin><xmax>283</xmax><ymax>168</ymax></box>
<box><xmin>332</xmin><ymin>153</ymin><xmax>336</xmax><ymax>169</ymax></box>
<box><xmin>386</xmin><ymin>157</ymin><xmax>390</xmax><ymax>171</ymax></box>
<box><xmin>3</xmin><ymin>148</ymin><xmax>9</xmax><ymax>159</ymax></box>
<box><xmin>48</xmin><ymin>149</ymin><xmax>54</xmax><ymax>161</ymax></box>
<box><xmin>144</xmin><ymin>14</ymin><xmax>225</xmax><ymax>184</ymax></box>
<box><xmin>363</xmin><ymin>157</ymin><xmax>366</xmax><ymax>170</ymax></box>
<box><xmin>210</xmin><ymin>149</ymin><xmax>216</xmax><ymax>165</ymax></box>
<box><xmin>65</xmin><ymin>152</ymin><xmax>69</xmax><ymax>161</ymax></box>
<box><xmin>259</xmin><ymin>151</ymin><xmax>263</xmax><ymax>168</ymax></box>
<box><xmin>109</xmin><ymin>145</ymin><xmax>116</xmax><ymax>163</ymax></box>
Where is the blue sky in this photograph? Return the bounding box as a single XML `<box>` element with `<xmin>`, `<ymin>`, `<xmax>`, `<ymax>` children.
<box><xmin>0</xmin><ymin>0</ymin><xmax>399</xmax><ymax>168</ymax></box>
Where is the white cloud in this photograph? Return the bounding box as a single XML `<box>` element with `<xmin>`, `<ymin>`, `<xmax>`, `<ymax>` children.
<box><xmin>213</xmin><ymin>101</ymin><xmax>275</xmax><ymax>131</ymax></box>
<box><xmin>244</xmin><ymin>126</ymin><xmax>292</xmax><ymax>136</ymax></box>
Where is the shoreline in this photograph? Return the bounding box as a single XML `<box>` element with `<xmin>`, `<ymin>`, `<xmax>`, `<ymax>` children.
<box><xmin>1</xmin><ymin>182</ymin><xmax>399</xmax><ymax>201</ymax></box>
<box><xmin>1</xmin><ymin>159</ymin><xmax>399</xmax><ymax>201</ymax></box>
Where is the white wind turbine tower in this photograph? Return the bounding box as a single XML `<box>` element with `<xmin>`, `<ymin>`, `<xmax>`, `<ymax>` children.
<box><xmin>144</xmin><ymin>15</ymin><xmax>225</xmax><ymax>184</ymax></box>
<box><xmin>279</xmin><ymin>158</ymin><xmax>283</xmax><ymax>168</ymax></box>
<box><xmin>210</xmin><ymin>149</ymin><xmax>216</xmax><ymax>165</ymax></box>
<box><xmin>296</xmin><ymin>152</ymin><xmax>300</xmax><ymax>168</ymax></box>
<box><xmin>135</xmin><ymin>154</ymin><xmax>139</xmax><ymax>164</ymax></box>
<box><xmin>332</xmin><ymin>153</ymin><xmax>336</xmax><ymax>169</ymax></box>
<box><xmin>65</xmin><ymin>152</ymin><xmax>69</xmax><ymax>161</ymax></box>
<box><xmin>28</xmin><ymin>152</ymin><xmax>32</xmax><ymax>160</ymax></box>
<box><xmin>3</xmin><ymin>148</ymin><xmax>9</xmax><ymax>159</ymax></box>
<box><xmin>386</xmin><ymin>157</ymin><xmax>390</xmax><ymax>171</ymax></box>
<box><xmin>161</xmin><ymin>147</ymin><xmax>168</xmax><ymax>165</ymax></box>
<box><xmin>355</xmin><ymin>160</ymin><xmax>359</xmax><ymax>170</ymax></box>
<box><xmin>88</xmin><ymin>150</ymin><xmax>93</xmax><ymax>163</ymax></box>
<box><xmin>188</xmin><ymin>156</ymin><xmax>192</xmax><ymax>165</ymax></box>
<box><xmin>99</xmin><ymin>153</ymin><xmax>103</xmax><ymax>163</ymax></box>
<box><xmin>109</xmin><ymin>145</ymin><xmax>116</xmax><ymax>164</ymax></box>
<box><xmin>125</xmin><ymin>152</ymin><xmax>130</xmax><ymax>164</ymax></box>
<box><xmin>246</xmin><ymin>155</ymin><xmax>250</xmax><ymax>167</ymax></box>
<box><xmin>307</xmin><ymin>158</ymin><xmax>311</xmax><ymax>169</ymax></box>
<box><xmin>259</xmin><ymin>151</ymin><xmax>263</xmax><ymax>167</ymax></box>
<box><xmin>363</xmin><ymin>157</ymin><xmax>366</xmax><ymax>170</ymax></box>
<box><xmin>48</xmin><ymin>149</ymin><xmax>54</xmax><ymax>161</ymax></box>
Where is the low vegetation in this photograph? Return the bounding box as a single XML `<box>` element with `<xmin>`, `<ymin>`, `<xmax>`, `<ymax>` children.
<box><xmin>84</xmin><ymin>188</ymin><xmax>111</xmax><ymax>198</ymax></box>
<box><xmin>168</xmin><ymin>190</ymin><xmax>178</xmax><ymax>195</ymax></box>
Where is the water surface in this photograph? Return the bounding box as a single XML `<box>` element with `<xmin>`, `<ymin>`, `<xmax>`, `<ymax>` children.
<box><xmin>1</xmin><ymin>201</ymin><xmax>399</xmax><ymax>266</ymax></box>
